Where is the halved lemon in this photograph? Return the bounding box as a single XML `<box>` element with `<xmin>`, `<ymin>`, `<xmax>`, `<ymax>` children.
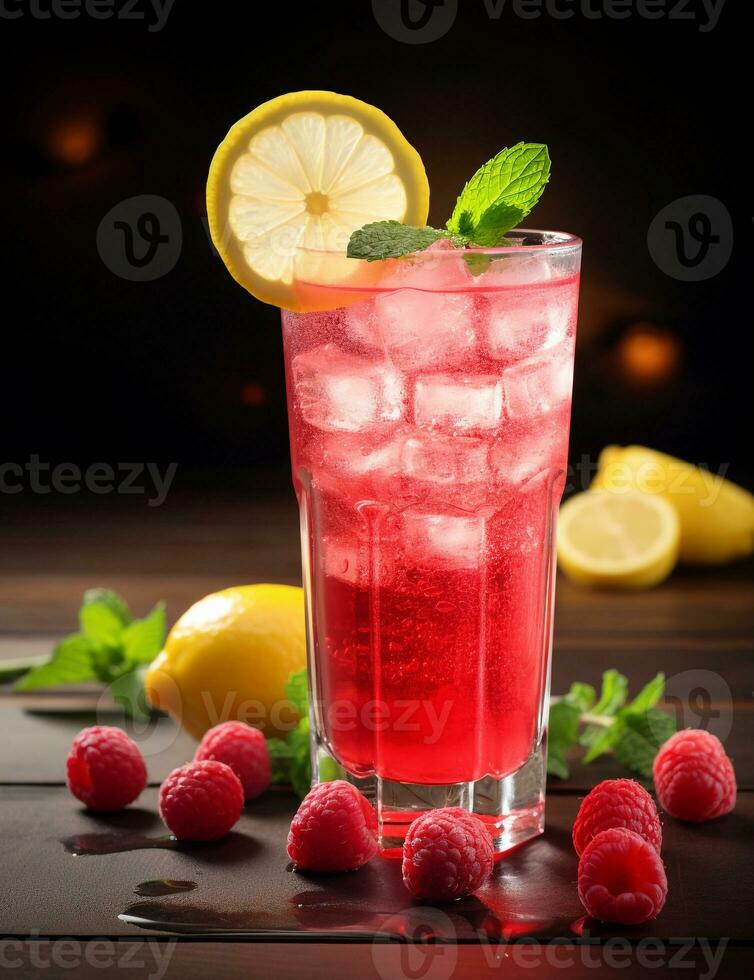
<box><xmin>206</xmin><ymin>91</ymin><xmax>430</xmax><ymax>310</ymax></box>
<box><xmin>557</xmin><ymin>489</ymin><xmax>680</xmax><ymax>589</ymax></box>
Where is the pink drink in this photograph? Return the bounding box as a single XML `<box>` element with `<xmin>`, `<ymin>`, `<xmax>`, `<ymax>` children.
<box><xmin>282</xmin><ymin>233</ymin><xmax>581</xmax><ymax>852</ymax></box>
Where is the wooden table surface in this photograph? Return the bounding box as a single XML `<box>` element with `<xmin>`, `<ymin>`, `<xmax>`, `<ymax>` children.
<box><xmin>1</xmin><ymin>484</ymin><xmax>753</xmax><ymax>978</ymax></box>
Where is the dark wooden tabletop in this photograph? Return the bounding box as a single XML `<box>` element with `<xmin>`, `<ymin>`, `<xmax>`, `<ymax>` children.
<box><xmin>1</xmin><ymin>484</ymin><xmax>753</xmax><ymax>978</ymax></box>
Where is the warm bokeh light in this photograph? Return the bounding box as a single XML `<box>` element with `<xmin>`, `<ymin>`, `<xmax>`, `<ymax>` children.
<box><xmin>240</xmin><ymin>382</ymin><xmax>266</xmax><ymax>407</ymax></box>
<box><xmin>47</xmin><ymin>115</ymin><xmax>103</xmax><ymax>167</ymax></box>
<box><xmin>617</xmin><ymin>322</ymin><xmax>682</xmax><ymax>384</ymax></box>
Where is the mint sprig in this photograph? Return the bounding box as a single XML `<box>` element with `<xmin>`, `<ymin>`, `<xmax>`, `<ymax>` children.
<box><xmin>548</xmin><ymin>671</ymin><xmax>676</xmax><ymax>780</ymax></box>
<box><xmin>268</xmin><ymin>668</ymin><xmax>313</xmax><ymax>798</ymax></box>
<box><xmin>347</xmin><ymin>141</ymin><xmax>551</xmax><ymax>262</ymax></box>
<box><xmin>13</xmin><ymin>589</ymin><xmax>165</xmax><ymax>720</ymax></box>
<box><xmin>347</xmin><ymin>221</ymin><xmax>449</xmax><ymax>261</ymax></box>
<box><xmin>447</xmin><ymin>142</ymin><xmax>550</xmax><ymax>243</ymax></box>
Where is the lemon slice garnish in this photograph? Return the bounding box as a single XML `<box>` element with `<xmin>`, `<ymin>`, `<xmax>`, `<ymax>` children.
<box><xmin>207</xmin><ymin>91</ymin><xmax>430</xmax><ymax>310</ymax></box>
<box><xmin>557</xmin><ymin>489</ymin><xmax>680</xmax><ymax>589</ymax></box>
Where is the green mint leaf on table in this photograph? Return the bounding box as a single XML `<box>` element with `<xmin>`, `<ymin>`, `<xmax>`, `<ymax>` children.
<box><xmin>108</xmin><ymin>666</ymin><xmax>152</xmax><ymax>723</ymax></box>
<box><xmin>268</xmin><ymin>670</ymin><xmax>313</xmax><ymax>797</ymax></box>
<box><xmin>614</xmin><ymin>709</ymin><xmax>676</xmax><ymax>779</ymax></box>
<box><xmin>564</xmin><ymin>681</ymin><xmax>596</xmax><ymax>714</ymax></box>
<box><xmin>347</xmin><ymin>221</ymin><xmax>447</xmax><ymax>261</ymax></box>
<box><xmin>546</xmin><ymin>700</ymin><xmax>581</xmax><ymax>779</ymax></box>
<box><xmin>447</xmin><ymin>142</ymin><xmax>550</xmax><ymax>244</ymax></box>
<box><xmin>285</xmin><ymin>667</ymin><xmax>309</xmax><ymax>718</ymax></box>
<box><xmin>82</xmin><ymin>588</ymin><xmax>133</xmax><ymax>628</ymax></box>
<box><xmin>80</xmin><ymin>600</ymin><xmax>127</xmax><ymax>647</ymax></box>
<box><xmin>548</xmin><ymin>671</ymin><xmax>675</xmax><ymax>778</ymax></box>
<box><xmin>121</xmin><ymin>603</ymin><xmax>166</xmax><ymax>665</ymax></box>
<box><xmin>12</xmin><ymin>589</ymin><xmax>165</xmax><ymax>720</ymax></box>
<box><xmin>592</xmin><ymin>668</ymin><xmax>629</xmax><ymax>716</ymax></box>
<box><xmin>14</xmin><ymin>634</ymin><xmax>97</xmax><ymax>691</ymax></box>
<box><xmin>622</xmin><ymin>672</ymin><xmax>665</xmax><ymax>715</ymax></box>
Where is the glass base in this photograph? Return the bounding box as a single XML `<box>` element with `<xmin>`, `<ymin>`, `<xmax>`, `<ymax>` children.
<box><xmin>313</xmin><ymin>740</ymin><xmax>546</xmax><ymax>859</ymax></box>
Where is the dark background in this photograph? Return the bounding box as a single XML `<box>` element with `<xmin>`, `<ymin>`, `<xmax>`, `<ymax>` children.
<box><xmin>1</xmin><ymin>0</ymin><xmax>750</xmax><ymax>496</ymax></box>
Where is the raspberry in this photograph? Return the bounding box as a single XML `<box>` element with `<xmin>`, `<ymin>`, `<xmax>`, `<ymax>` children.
<box><xmin>194</xmin><ymin>721</ymin><xmax>271</xmax><ymax>800</ymax></box>
<box><xmin>402</xmin><ymin>807</ymin><xmax>494</xmax><ymax>902</ymax></box>
<box><xmin>159</xmin><ymin>760</ymin><xmax>244</xmax><ymax>841</ymax></box>
<box><xmin>653</xmin><ymin>729</ymin><xmax>736</xmax><ymax>822</ymax></box>
<box><xmin>66</xmin><ymin>726</ymin><xmax>147</xmax><ymax>811</ymax></box>
<box><xmin>287</xmin><ymin>780</ymin><xmax>377</xmax><ymax>871</ymax></box>
<box><xmin>573</xmin><ymin>779</ymin><xmax>662</xmax><ymax>856</ymax></box>
<box><xmin>578</xmin><ymin>828</ymin><xmax>667</xmax><ymax>924</ymax></box>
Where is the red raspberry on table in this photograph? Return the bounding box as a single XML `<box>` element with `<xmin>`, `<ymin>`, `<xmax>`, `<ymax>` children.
<box><xmin>159</xmin><ymin>760</ymin><xmax>244</xmax><ymax>841</ymax></box>
<box><xmin>653</xmin><ymin>729</ymin><xmax>736</xmax><ymax>822</ymax></box>
<box><xmin>578</xmin><ymin>827</ymin><xmax>667</xmax><ymax>924</ymax></box>
<box><xmin>402</xmin><ymin>807</ymin><xmax>494</xmax><ymax>902</ymax></box>
<box><xmin>572</xmin><ymin>779</ymin><xmax>662</xmax><ymax>856</ymax></box>
<box><xmin>194</xmin><ymin>721</ymin><xmax>271</xmax><ymax>800</ymax></box>
<box><xmin>66</xmin><ymin>726</ymin><xmax>147</xmax><ymax>811</ymax></box>
<box><xmin>287</xmin><ymin>780</ymin><xmax>377</xmax><ymax>871</ymax></box>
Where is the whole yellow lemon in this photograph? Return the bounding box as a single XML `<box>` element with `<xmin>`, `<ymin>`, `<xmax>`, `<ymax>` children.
<box><xmin>144</xmin><ymin>584</ymin><xmax>306</xmax><ymax>741</ymax></box>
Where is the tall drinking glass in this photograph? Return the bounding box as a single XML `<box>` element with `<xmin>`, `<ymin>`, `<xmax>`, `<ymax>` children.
<box><xmin>281</xmin><ymin>232</ymin><xmax>581</xmax><ymax>854</ymax></box>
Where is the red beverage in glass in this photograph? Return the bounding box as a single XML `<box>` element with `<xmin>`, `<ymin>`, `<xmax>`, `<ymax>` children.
<box><xmin>282</xmin><ymin>234</ymin><xmax>581</xmax><ymax>852</ymax></box>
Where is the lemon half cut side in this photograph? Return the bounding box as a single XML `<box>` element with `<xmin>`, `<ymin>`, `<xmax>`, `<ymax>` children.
<box><xmin>557</xmin><ymin>489</ymin><xmax>681</xmax><ymax>589</ymax></box>
<box><xmin>207</xmin><ymin>91</ymin><xmax>430</xmax><ymax>310</ymax></box>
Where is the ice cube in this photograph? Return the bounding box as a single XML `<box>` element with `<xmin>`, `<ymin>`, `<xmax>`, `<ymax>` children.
<box><xmin>401</xmin><ymin>432</ymin><xmax>489</xmax><ymax>486</ymax></box>
<box><xmin>345</xmin><ymin>290</ymin><xmax>475</xmax><ymax>370</ymax></box>
<box><xmin>322</xmin><ymin>535</ymin><xmax>368</xmax><ymax>586</ymax></box>
<box><xmin>502</xmin><ymin>347</ymin><xmax>573</xmax><ymax>419</ymax></box>
<box><xmin>401</xmin><ymin>510</ymin><xmax>486</xmax><ymax>569</ymax></box>
<box><xmin>414</xmin><ymin>374</ymin><xmax>504</xmax><ymax>432</ymax></box>
<box><xmin>321</xmin><ymin>531</ymin><xmax>398</xmax><ymax>587</ymax></box>
<box><xmin>483</xmin><ymin>287</ymin><xmax>572</xmax><ymax>361</ymax></box>
<box><xmin>293</xmin><ymin>344</ymin><xmax>405</xmax><ymax>433</ymax></box>
<box><xmin>314</xmin><ymin>433</ymin><xmax>402</xmax><ymax>494</ymax></box>
<box><xmin>489</xmin><ymin>425</ymin><xmax>565</xmax><ymax>487</ymax></box>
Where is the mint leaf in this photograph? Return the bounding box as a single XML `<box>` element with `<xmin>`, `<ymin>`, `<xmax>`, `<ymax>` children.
<box><xmin>108</xmin><ymin>666</ymin><xmax>151</xmax><ymax>722</ymax></box>
<box><xmin>565</xmin><ymin>682</ymin><xmax>596</xmax><ymax>714</ymax></box>
<box><xmin>121</xmin><ymin>603</ymin><xmax>166</xmax><ymax>666</ymax></box>
<box><xmin>614</xmin><ymin>710</ymin><xmax>675</xmax><ymax>778</ymax></box>
<box><xmin>583</xmin><ymin>719</ymin><xmax>625</xmax><ymax>763</ymax></box>
<box><xmin>82</xmin><ymin>588</ymin><xmax>133</xmax><ymax>628</ymax></box>
<box><xmin>268</xmin><ymin>737</ymin><xmax>295</xmax><ymax>784</ymax></box>
<box><xmin>80</xmin><ymin>599</ymin><xmax>127</xmax><ymax>646</ymax></box>
<box><xmin>469</xmin><ymin>201</ymin><xmax>525</xmax><ymax>247</ymax></box>
<box><xmin>592</xmin><ymin>669</ymin><xmax>629</xmax><ymax>716</ymax></box>
<box><xmin>14</xmin><ymin>635</ymin><xmax>96</xmax><ymax>691</ymax></box>
<box><xmin>447</xmin><ymin>142</ymin><xmax>550</xmax><ymax>242</ymax></box>
<box><xmin>623</xmin><ymin>673</ymin><xmax>665</xmax><ymax>715</ymax></box>
<box><xmin>347</xmin><ymin>221</ymin><xmax>446</xmax><ymax>261</ymax></box>
<box><xmin>285</xmin><ymin>668</ymin><xmax>308</xmax><ymax>718</ymax></box>
<box><xmin>547</xmin><ymin>700</ymin><xmax>580</xmax><ymax>779</ymax></box>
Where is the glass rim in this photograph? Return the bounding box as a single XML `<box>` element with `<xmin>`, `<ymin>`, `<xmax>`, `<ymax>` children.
<box><xmin>295</xmin><ymin>228</ymin><xmax>582</xmax><ymax>260</ymax></box>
